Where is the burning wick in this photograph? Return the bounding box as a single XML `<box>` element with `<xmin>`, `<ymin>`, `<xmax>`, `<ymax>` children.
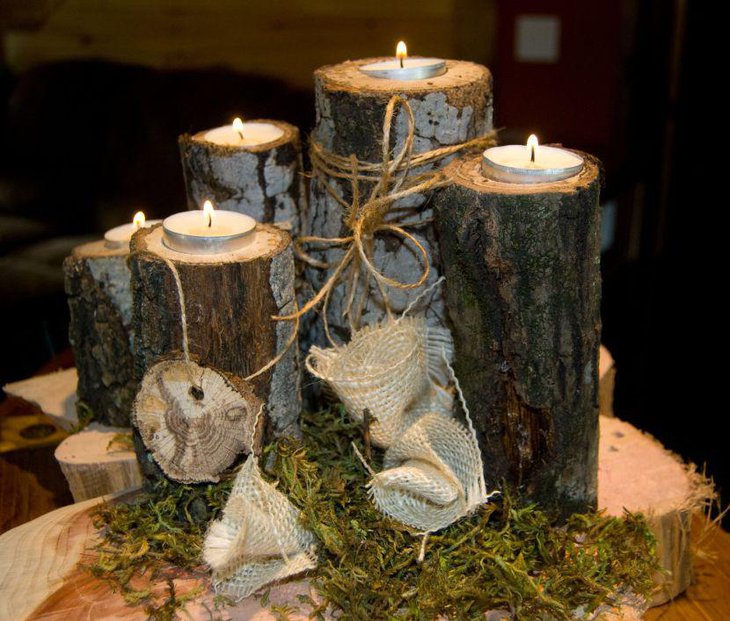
<box><xmin>232</xmin><ymin>117</ymin><xmax>245</xmax><ymax>142</ymax></box>
<box><xmin>132</xmin><ymin>211</ymin><xmax>146</xmax><ymax>231</ymax></box>
<box><xmin>203</xmin><ymin>199</ymin><xmax>214</xmax><ymax>228</ymax></box>
<box><xmin>396</xmin><ymin>41</ymin><xmax>407</xmax><ymax>69</ymax></box>
<box><xmin>527</xmin><ymin>134</ymin><xmax>538</xmax><ymax>164</ymax></box>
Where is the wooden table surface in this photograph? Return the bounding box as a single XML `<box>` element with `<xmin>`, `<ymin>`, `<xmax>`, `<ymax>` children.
<box><xmin>1</xmin><ymin>357</ymin><xmax>728</xmax><ymax>619</ymax></box>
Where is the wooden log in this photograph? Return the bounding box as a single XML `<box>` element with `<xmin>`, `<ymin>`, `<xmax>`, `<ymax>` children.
<box><xmin>129</xmin><ymin>223</ymin><xmax>300</xmax><ymax>445</ymax></box>
<box><xmin>54</xmin><ymin>423</ymin><xmax>143</xmax><ymax>502</ymax></box>
<box><xmin>433</xmin><ymin>153</ymin><xmax>602</xmax><ymax>517</ymax></box>
<box><xmin>599</xmin><ymin>417</ymin><xmax>712</xmax><ymax>606</ymax></box>
<box><xmin>63</xmin><ymin>240</ymin><xmax>136</xmax><ymax>426</ymax></box>
<box><xmin>179</xmin><ymin>120</ymin><xmax>305</xmax><ymax>233</ymax></box>
<box><xmin>2</xmin><ymin>417</ymin><xmax>708</xmax><ymax>620</ymax></box>
<box><xmin>305</xmin><ymin>59</ymin><xmax>493</xmax><ymax>345</ymax></box>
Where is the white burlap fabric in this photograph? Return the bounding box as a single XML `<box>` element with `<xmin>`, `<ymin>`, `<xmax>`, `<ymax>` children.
<box><xmin>369</xmin><ymin>411</ymin><xmax>487</xmax><ymax>532</ymax></box>
<box><xmin>203</xmin><ymin>456</ymin><xmax>317</xmax><ymax>600</ymax></box>
<box><xmin>306</xmin><ymin>316</ymin><xmax>453</xmax><ymax>447</ymax></box>
<box><xmin>307</xmin><ymin>314</ymin><xmax>493</xmax><ymax>533</ymax></box>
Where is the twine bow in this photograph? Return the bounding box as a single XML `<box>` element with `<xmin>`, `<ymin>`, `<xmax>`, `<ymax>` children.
<box><xmin>275</xmin><ymin>95</ymin><xmax>496</xmax><ymax>343</ymax></box>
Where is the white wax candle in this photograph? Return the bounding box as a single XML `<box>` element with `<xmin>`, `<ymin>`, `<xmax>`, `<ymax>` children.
<box><xmin>104</xmin><ymin>213</ymin><xmax>161</xmax><ymax>248</ymax></box>
<box><xmin>162</xmin><ymin>209</ymin><xmax>256</xmax><ymax>255</ymax></box>
<box><xmin>482</xmin><ymin>138</ymin><xmax>584</xmax><ymax>184</ymax></box>
<box><xmin>359</xmin><ymin>41</ymin><xmax>446</xmax><ymax>81</ymax></box>
<box><xmin>202</xmin><ymin>121</ymin><xmax>284</xmax><ymax>147</ymax></box>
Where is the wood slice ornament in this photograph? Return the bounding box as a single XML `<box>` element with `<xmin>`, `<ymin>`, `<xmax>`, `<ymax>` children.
<box><xmin>133</xmin><ymin>358</ymin><xmax>263</xmax><ymax>483</ymax></box>
<box><xmin>63</xmin><ymin>240</ymin><xmax>136</xmax><ymax>426</ymax></box>
<box><xmin>434</xmin><ymin>153</ymin><xmax>602</xmax><ymax>518</ymax></box>
<box><xmin>179</xmin><ymin>120</ymin><xmax>305</xmax><ymax>233</ymax></box>
<box><xmin>305</xmin><ymin>59</ymin><xmax>493</xmax><ymax>344</ymax></box>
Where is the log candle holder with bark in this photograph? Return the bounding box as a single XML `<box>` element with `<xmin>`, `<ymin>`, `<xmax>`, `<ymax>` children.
<box><xmin>179</xmin><ymin>119</ymin><xmax>305</xmax><ymax>233</ymax></box>
<box><xmin>305</xmin><ymin>58</ymin><xmax>494</xmax><ymax>344</ymax></box>
<box><xmin>128</xmin><ymin>223</ymin><xmax>300</xmax><ymax>483</ymax></box>
<box><xmin>434</xmin><ymin>152</ymin><xmax>602</xmax><ymax>518</ymax></box>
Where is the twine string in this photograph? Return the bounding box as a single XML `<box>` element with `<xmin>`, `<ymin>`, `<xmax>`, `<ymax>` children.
<box><xmin>276</xmin><ymin>95</ymin><xmax>496</xmax><ymax>342</ymax></box>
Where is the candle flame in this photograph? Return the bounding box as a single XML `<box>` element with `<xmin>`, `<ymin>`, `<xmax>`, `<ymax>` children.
<box><xmin>233</xmin><ymin>117</ymin><xmax>245</xmax><ymax>141</ymax></box>
<box><xmin>203</xmin><ymin>199</ymin><xmax>214</xmax><ymax>227</ymax></box>
<box><xmin>132</xmin><ymin>211</ymin><xmax>146</xmax><ymax>230</ymax></box>
<box><xmin>396</xmin><ymin>41</ymin><xmax>407</xmax><ymax>67</ymax></box>
<box><xmin>527</xmin><ymin>134</ymin><xmax>539</xmax><ymax>163</ymax></box>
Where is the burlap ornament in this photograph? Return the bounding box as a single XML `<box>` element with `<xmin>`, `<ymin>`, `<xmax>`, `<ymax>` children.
<box><xmin>203</xmin><ymin>455</ymin><xmax>317</xmax><ymax>600</ymax></box>
<box><xmin>305</xmin><ymin>315</ymin><xmax>453</xmax><ymax>447</ymax></box>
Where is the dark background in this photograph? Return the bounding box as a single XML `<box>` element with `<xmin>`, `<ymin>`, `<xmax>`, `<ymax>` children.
<box><xmin>0</xmin><ymin>3</ymin><xmax>720</xmax><ymax>505</ymax></box>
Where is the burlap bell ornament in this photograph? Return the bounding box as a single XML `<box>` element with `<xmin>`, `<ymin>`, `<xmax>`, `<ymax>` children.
<box><xmin>306</xmin><ymin>315</ymin><xmax>453</xmax><ymax>447</ymax></box>
<box><xmin>203</xmin><ymin>455</ymin><xmax>317</xmax><ymax>600</ymax></box>
<box><xmin>307</xmin><ymin>314</ymin><xmax>494</xmax><ymax>533</ymax></box>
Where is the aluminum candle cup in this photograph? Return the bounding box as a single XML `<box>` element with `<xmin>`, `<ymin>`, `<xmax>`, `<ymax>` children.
<box><xmin>162</xmin><ymin>210</ymin><xmax>257</xmax><ymax>255</ymax></box>
<box><xmin>358</xmin><ymin>57</ymin><xmax>447</xmax><ymax>81</ymax></box>
<box><xmin>481</xmin><ymin>145</ymin><xmax>584</xmax><ymax>184</ymax></box>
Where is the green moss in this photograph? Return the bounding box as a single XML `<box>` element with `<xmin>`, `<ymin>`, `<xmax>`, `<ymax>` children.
<box><xmin>91</xmin><ymin>406</ymin><xmax>659</xmax><ymax>620</ymax></box>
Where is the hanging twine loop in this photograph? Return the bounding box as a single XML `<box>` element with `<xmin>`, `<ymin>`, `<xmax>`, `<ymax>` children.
<box><xmin>276</xmin><ymin>95</ymin><xmax>497</xmax><ymax>342</ymax></box>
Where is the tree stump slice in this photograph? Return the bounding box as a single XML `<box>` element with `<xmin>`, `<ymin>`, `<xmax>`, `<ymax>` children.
<box><xmin>129</xmin><ymin>223</ymin><xmax>300</xmax><ymax>447</ymax></box>
<box><xmin>0</xmin><ymin>417</ymin><xmax>698</xmax><ymax>620</ymax></box>
<box><xmin>54</xmin><ymin>423</ymin><xmax>143</xmax><ymax>502</ymax></box>
<box><xmin>63</xmin><ymin>240</ymin><xmax>136</xmax><ymax>426</ymax></box>
<box><xmin>179</xmin><ymin>120</ymin><xmax>305</xmax><ymax>234</ymax></box>
<box><xmin>598</xmin><ymin>416</ymin><xmax>711</xmax><ymax>606</ymax></box>
<box><xmin>305</xmin><ymin>59</ymin><xmax>493</xmax><ymax>345</ymax></box>
<box><xmin>133</xmin><ymin>358</ymin><xmax>264</xmax><ymax>483</ymax></box>
<box><xmin>434</xmin><ymin>153</ymin><xmax>602</xmax><ymax>518</ymax></box>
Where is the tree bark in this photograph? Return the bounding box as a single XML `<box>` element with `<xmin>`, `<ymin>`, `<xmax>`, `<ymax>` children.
<box><xmin>305</xmin><ymin>59</ymin><xmax>493</xmax><ymax>345</ymax></box>
<box><xmin>179</xmin><ymin>120</ymin><xmax>305</xmax><ymax>234</ymax></box>
<box><xmin>129</xmin><ymin>224</ymin><xmax>300</xmax><ymax>443</ymax></box>
<box><xmin>63</xmin><ymin>240</ymin><xmax>136</xmax><ymax>426</ymax></box>
<box><xmin>434</xmin><ymin>153</ymin><xmax>602</xmax><ymax>517</ymax></box>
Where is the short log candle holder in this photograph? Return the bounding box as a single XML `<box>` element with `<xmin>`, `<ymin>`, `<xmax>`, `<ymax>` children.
<box><xmin>179</xmin><ymin>120</ymin><xmax>305</xmax><ymax>233</ymax></box>
<box><xmin>434</xmin><ymin>152</ymin><xmax>602</xmax><ymax>517</ymax></box>
<box><xmin>128</xmin><ymin>223</ymin><xmax>300</xmax><ymax>482</ymax></box>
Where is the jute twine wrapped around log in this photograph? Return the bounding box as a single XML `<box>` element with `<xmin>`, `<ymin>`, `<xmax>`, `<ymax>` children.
<box><xmin>282</xmin><ymin>95</ymin><xmax>496</xmax><ymax>344</ymax></box>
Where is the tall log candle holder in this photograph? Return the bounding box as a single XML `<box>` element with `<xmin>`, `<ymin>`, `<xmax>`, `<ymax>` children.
<box><xmin>434</xmin><ymin>152</ymin><xmax>602</xmax><ymax>517</ymax></box>
<box><xmin>63</xmin><ymin>240</ymin><xmax>136</xmax><ymax>426</ymax></box>
<box><xmin>306</xmin><ymin>59</ymin><xmax>493</xmax><ymax>344</ymax></box>
<box><xmin>179</xmin><ymin>120</ymin><xmax>305</xmax><ymax>233</ymax></box>
<box><xmin>128</xmin><ymin>223</ymin><xmax>300</xmax><ymax>482</ymax></box>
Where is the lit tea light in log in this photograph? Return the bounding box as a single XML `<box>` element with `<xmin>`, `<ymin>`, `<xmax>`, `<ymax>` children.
<box><xmin>162</xmin><ymin>199</ymin><xmax>257</xmax><ymax>255</ymax></box>
<box><xmin>104</xmin><ymin>210</ymin><xmax>161</xmax><ymax>248</ymax></box>
<box><xmin>359</xmin><ymin>40</ymin><xmax>447</xmax><ymax>80</ymax></box>
<box><xmin>481</xmin><ymin>134</ymin><xmax>584</xmax><ymax>184</ymax></box>
<box><xmin>202</xmin><ymin>116</ymin><xmax>284</xmax><ymax>147</ymax></box>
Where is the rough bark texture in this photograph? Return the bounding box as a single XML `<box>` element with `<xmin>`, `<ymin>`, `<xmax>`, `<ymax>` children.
<box><xmin>129</xmin><ymin>224</ymin><xmax>300</xmax><ymax>443</ymax></box>
<box><xmin>179</xmin><ymin>120</ymin><xmax>305</xmax><ymax>233</ymax></box>
<box><xmin>63</xmin><ymin>240</ymin><xmax>136</xmax><ymax>426</ymax></box>
<box><xmin>434</xmin><ymin>154</ymin><xmax>602</xmax><ymax>518</ymax></box>
<box><xmin>305</xmin><ymin>59</ymin><xmax>493</xmax><ymax>346</ymax></box>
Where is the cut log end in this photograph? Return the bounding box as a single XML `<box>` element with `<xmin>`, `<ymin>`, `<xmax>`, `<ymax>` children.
<box><xmin>133</xmin><ymin>357</ymin><xmax>264</xmax><ymax>484</ymax></box>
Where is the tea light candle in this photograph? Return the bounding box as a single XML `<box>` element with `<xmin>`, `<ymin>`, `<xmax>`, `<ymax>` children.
<box><xmin>104</xmin><ymin>211</ymin><xmax>161</xmax><ymax>248</ymax></box>
<box><xmin>202</xmin><ymin>117</ymin><xmax>285</xmax><ymax>148</ymax></box>
<box><xmin>162</xmin><ymin>200</ymin><xmax>256</xmax><ymax>255</ymax></box>
<box><xmin>482</xmin><ymin>135</ymin><xmax>584</xmax><ymax>184</ymax></box>
<box><xmin>359</xmin><ymin>41</ymin><xmax>446</xmax><ymax>81</ymax></box>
